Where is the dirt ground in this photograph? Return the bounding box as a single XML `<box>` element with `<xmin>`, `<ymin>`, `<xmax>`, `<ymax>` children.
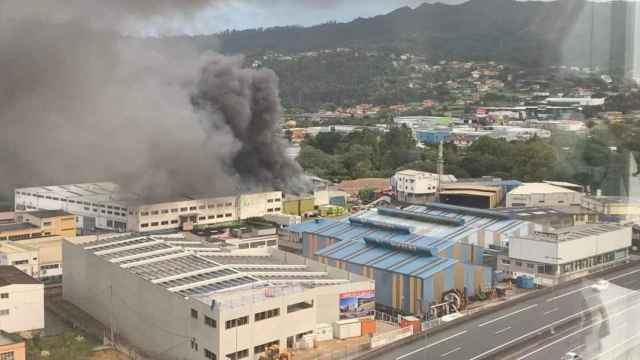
<box><xmin>91</xmin><ymin>349</ymin><xmax>133</xmax><ymax>360</ymax></box>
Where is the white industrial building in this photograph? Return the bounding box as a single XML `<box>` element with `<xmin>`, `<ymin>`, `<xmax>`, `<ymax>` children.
<box><xmin>506</xmin><ymin>182</ymin><xmax>583</xmax><ymax>208</ymax></box>
<box><xmin>391</xmin><ymin>170</ymin><xmax>457</xmax><ymax>204</ymax></box>
<box><xmin>498</xmin><ymin>224</ymin><xmax>631</xmax><ymax>285</ymax></box>
<box><xmin>14</xmin><ymin>183</ymin><xmax>283</xmax><ymax>233</ymax></box>
<box><xmin>63</xmin><ymin>233</ymin><xmax>374</xmax><ymax>360</ymax></box>
<box><xmin>0</xmin><ymin>266</ymin><xmax>44</xmax><ymax>334</ymax></box>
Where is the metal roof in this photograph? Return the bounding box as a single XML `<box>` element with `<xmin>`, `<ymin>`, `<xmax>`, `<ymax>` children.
<box><xmin>80</xmin><ymin>233</ymin><xmax>349</xmax><ymax>305</ymax></box>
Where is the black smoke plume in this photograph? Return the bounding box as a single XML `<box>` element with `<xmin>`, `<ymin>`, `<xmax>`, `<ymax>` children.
<box><xmin>0</xmin><ymin>0</ymin><xmax>306</xmax><ymax>198</ymax></box>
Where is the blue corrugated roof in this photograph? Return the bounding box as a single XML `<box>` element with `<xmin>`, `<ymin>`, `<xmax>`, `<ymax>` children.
<box><xmin>317</xmin><ymin>239</ymin><xmax>459</xmax><ymax>280</ymax></box>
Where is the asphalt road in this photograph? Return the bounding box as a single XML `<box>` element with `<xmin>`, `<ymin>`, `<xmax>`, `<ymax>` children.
<box><xmin>380</xmin><ymin>264</ymin><xmax>640</xmax><ymax>360</ymax></box>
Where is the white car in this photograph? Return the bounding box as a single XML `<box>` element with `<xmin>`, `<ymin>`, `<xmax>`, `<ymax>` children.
<box><xmin>591</xmin><ymin>279</ymin><xmax>609</xmax><ymax>292</ymax></box>
<box><xmin>563</xmin><ymin>352</ymin><xmax>582</xmax><ymax>360</ymax></box>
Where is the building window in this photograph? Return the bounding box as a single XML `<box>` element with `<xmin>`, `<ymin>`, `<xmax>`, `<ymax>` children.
<box><xmin>274</xmin><ymin>208</ymin><xmax>281</xmax><ymax>212</ymax></box>
<box><xmin>204</xmin><ymin>316</ymin><xmax>216</xmax><ymax>328</ymax></box>
<box><xmin>171</xmin><ymin>220</ymin><xmax>179</xmax><ymax>224</ymax></box>
<box><xmin>141</xmin><ymin>211</ymin><xmax>149</xmax><ymax>216</ymax></box>
<box><xmin>189</xmin><ymin>206</ymin><xmax>197</xmax><ymax>211</ymax></box>
<box><xmin>191</xmin><ymin>309</ymin><xmax>198</xmax><ymax>319</ymax></box>
<box><xmin>199</xmin><ymin>205</ymin><xmax>206</xmax><ymax>210</ymax></box>
<box><xmin>199</xmin><ymin>216</ymin><xmax>206</xmax><ymax>221</ymax></box>
<box><xmin>268</xmin><ymin>199</ymin><xmax>274</xmax><ymax>203</ymax></box>
<box><xmin>216</xmin><ymin>215</ymin><xmax>224</xmax><ymax>219</ymax></box>
<box><xmin>255</xmin><ymin>340</ymin><xmax>279</xmax><ymax>355</ymax></box>
<box><xmin>225</xmin><ymin>213</ymin><xmax>232</xmax><ymax>218</ymax></box>
<box><xmin>141</xmin><ymin>223</ymin><xmax>149</xmax><ymax>228</ymax></box>
<box><xmin>161</xmin><ymin>221</ymin><xmax>169</xmax><ymax>225</ymax></box>
<box><xmin>0</xmin><ymin>309</ymin><xmax>9</xmax><ymax>316</ymax></box>
<box><xmin>501</xmin><ymin>259</ymin><xmax>511</xmax><ymax>265</ymax></box>
<box><xmin>208</xmin><ymin>215</ymin><xmax>215</xmax><ymax>219</ymax></box>
<box><xmin>41</xmin><ymin>264</ymin><xmax>59</xmax><ymax>270</ymax></box>
<box><xmin>180</xmin><ymin>208</ymin><xmax>188</xmax><ymax>212</ymax></box>
<box><xmin>0</xmin><ymin>352</ymin><xmax>14</xmax><ymax>360</ymax></box>
<box><xmin>161</xmin><ymin>209</ymin><xmax>169</xmax><ymax>214</ymax></box>
<box><xmin>515</xmin><ymin>261</ymin><xmax>522</xmax><ymax>267</ymax></box>
<box><xmin>43</xmin><ymin>221</ymin><xmax>52</xmax><ymax>227</ymax></box>
<box><xmin>287</xmin><ymin>300</ymin><xmax>313</xmax><ymax>313</ymax></box>
<box><xmin>208</xmin><ymin>204</ymin><xmax>216</xmax><ymax>209</ymax></box>
<box><xmin>171</xmin><ymin>208</ymin><xmax>178</xmax><ymax>213</ymax></box>
<box><xmin>527</xmin><ymin>263</ymin><xmax>535</xmax><ymax>269</ymax></box>
<box><xmin>0</xmin><ymin>293</ymin><xmax>7</xmax><ymax>299</ymax></box>
<box><xmin>226</xmin><ymin>349</ymin><xmax>248</xmax><ymax>360</ymax></box>
<box><xmin>151</xmin><ymin>211</ymin><xmax>159</xmax><ymax>215</ymax></box>
<box><xmin>255</xmin><ymin>308</ymin><xmax>280</xmax><ymax>322</ymax></box>
<box><xmin>204</xmin><ymin>349</ymin><xmax>216</xmax><ymax>360</ymax></box>
<box><xmin>12</xmin><ymin>260</ymin><xmax>28</xmax><ymax>265</ymax></box>
<box><xmin>225</xmin><ymin>316</ymin><xmax>248</xmax><ymax>329</ymax></box>
<box><xmin>150</xmin><ymin>222</ymin><xmax>159</xmax><ymax>227</ymax></box>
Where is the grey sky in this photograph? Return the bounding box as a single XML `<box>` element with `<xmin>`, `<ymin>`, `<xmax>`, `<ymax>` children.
<box><xmin>137</xmin><ymin>0</ymin><xmax>467</xmax><ymax>36</ymax></box>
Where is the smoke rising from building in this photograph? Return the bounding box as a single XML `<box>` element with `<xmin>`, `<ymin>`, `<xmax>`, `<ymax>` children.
<box><xmin>0</xmin><ymin>0</ymin><xmax>306</xmax><ymax>198</ymax></box>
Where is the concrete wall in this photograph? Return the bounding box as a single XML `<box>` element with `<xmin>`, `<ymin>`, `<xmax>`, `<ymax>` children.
<box><xmin>509</xmin><ymin>227</ymin><xmax>632</xmax><ymax>265</ymax></box>
<box><xmin>0</xmin><ymin>283</ymin><xmax>44</xmax><ymax>333</ymax></box>
<box><xmin>507</xmin><ymin>191</ymin><xmax>583</xmax><ymax>208</ymax></box>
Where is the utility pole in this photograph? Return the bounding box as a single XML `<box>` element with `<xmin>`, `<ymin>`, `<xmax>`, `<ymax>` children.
<box><xmin>436</xmin><ymin>140</ymin><xmax>445</xmax><ymax>202</ymax></box>
<box><xmin>109</xmin><ymin>284</ymin><xmax>115</xmax><ymax>347</ymax></box>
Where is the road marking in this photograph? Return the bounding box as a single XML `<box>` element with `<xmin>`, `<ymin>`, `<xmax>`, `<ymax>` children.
<box><xmin>515</xmin><ymin>299</ymin><xmax>640</xmax><ymax>359</ymax></box>
<box><xmin>396</xmin><ymin>331</ymin><xmax>467</xmax><ymax>360</ymax></box>
<box><xmin>568</xmin><ymin>343</ymin><xmax>585</xmax><ymax>353</ymax></box>
<box><xmin>468</xmin><ymin>291</ymin><xmax>640</xmax><ymax>360</ymax></box>
<box><xmin>495</xmin><ymin>326</ymin><xmax>511</xmax><ymax>335</ymax></box>
<box><xmin>439</xmin><ymin>347</ymin><xmax>461</xmax><ymax>358</ymax></box>
<box><xmin>543</xmin><ymin>308</ymin><xmax>558</xmax><ymax>315</ymax></box>
<box><xmin>591</xmin><ymin>332</ymin><xmax>640</xmax><ymax>359</ymax></box>
<box><xmin>478</xmin><ymin>304</ymin><xmax>538</xmax><ymax>327</ymax></box>
<box><xmin>546</xmin><ymin>268</ymin><xmax>640</xmax><ymax>302</ymax></box>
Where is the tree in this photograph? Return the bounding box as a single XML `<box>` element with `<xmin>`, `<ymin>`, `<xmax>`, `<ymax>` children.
<box><xmin>358</xmin><ymin>188</ymin><xmax>377</xmax><ymax>204</ymax></box>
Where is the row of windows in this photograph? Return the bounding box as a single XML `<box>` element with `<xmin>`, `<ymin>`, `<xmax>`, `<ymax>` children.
<box><xmin>254</xmin><ymin>308</ymin><xmax>280</xmax><ymax>322</ymax></box>
<box><xmin>267</xmin><ymin>198</ymin><xmax>281</xmax><ymax>203</ymax></box>
<box><xmin>140</xmin><ymin>213</ymin><xmax>235</xmax><ymax>228</ymax></box>
<box><xmin>15</xmin><ymin>192</ymin><xmax>127</xmax><ymax>211</ymax></box>
<box><xmin>226</xmin><ymin>316</ymin><xmax>249</xmax><ymax>329</ymax></box>
<box><xmin>0</xmin><ymin>351</ymin><xmax>14</xmax><ymax>360</ymax></box>
<box><xmin>227</xmin><ymin>349</ymin><xmax>248</xmax><ymax>360</ymax></box>
<box><xmin>83</xmin><ymin>207</ymin><xmax>126</xmax><ymax>217</ymax></box>
<box><xmin>140</xmin><ymin>203</ymin><xmax>236</xmax><ymax>217</ymax></box>
<box><xmin>41</xmin><ymin>263</ymin><xmax>60</xmax><ymax>270</ymax></box>
<box><xmin>254</xmin><ymin>340</ymin><xmax>280</xmax><ymax>355</ymax></box>
<box><xmin>266</xmin><ymin>208</ymin><xmax>281</xmax><ymax>213</ymax></box>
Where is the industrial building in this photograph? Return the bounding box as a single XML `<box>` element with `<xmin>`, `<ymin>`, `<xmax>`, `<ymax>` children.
<box><xmin>0</xmin><ymin>210</ymin><xmax>76</xmax><ymax>241</ymax></box>
<box><xmin>63</xmin><ymin>233</ymin><xmax>373</xmax><ymax>360</ymax></box>
<box><xmin>391</xmin><ymin>170</ymin><xmax>457</xmax><ymax>204</ymax></box>
<box><xmin>14</xmin><ymin>183</ymin><xmax>283</xmax><ymax>233</ymax></box>
<box><xmin>506</xmin><ymin>182</ymin><xmax>583</xmax><ymax>208</ymax></box>
<box><xmin>581</xmin><ymin>196</ymin><xmax>640</xmax><ymax>224</ymax></box>
<box><xmin>497</xmin><ymin>224</ymin><xmax>631</xmax><ymax>285</ymax></box>
<box><xmin>0</xmin><ymin>236</ymin><xmax>65</xmax><ymax>285</ymax></box>
<box><xmin>495</xmin><ymin>206</ymin><xmax>600</xmax><ymax>229</ymax></box>
<box><xmin>439</xmin><ymin>183</ymin><xmax>503</xmax><ymax>209</ymax></box>
<box><xmin>288</xmin><ymin>204</ymin><xmax>539</xmax><ymax>314</ymax></box>
<box><xmin>0</xmin><ymin>266</ymin><xmax>44</xmax><ymax>334</ymax></box>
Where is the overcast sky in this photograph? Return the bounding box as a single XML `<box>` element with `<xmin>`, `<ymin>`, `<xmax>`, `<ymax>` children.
<box><xmin>138</xmin><ymin>0</ymin><xmax>467</xmax><ymax>36</ymax></box>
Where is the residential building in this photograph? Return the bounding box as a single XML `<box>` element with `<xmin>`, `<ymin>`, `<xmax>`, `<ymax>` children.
<box><xmin>0</xmin><ymin>331</ymin><xmax>26</xmax><ymax>360</ymax></box>
<box><xmin>0</xmin><ymin>266</ymin><xmax>44</xmax><ymax>334</ymax></box>
<box><xmin>0</xmin><ymin>237</ymin><xmax>64</xmax><ymax>285</ymax></box>
<box><xmin>391</xmin><ymin>170</ymin><xmax>457</xmax><ymax>204</ymax></box>
<box><xmin>63</xmin><ymin>233</ymin><xmax>373</xmax><ymax>360</ymax></box>
<box><xmin>14</xmin><ymin>183</ymin><xmax>283</xmax><ymax>233</ymax></box>
<box><xmin>0</xmin><ymin>210</ymin><xmax>75</xmax><ymax>241</ymax></box>
<box><xmin>497</xmin><ymin>224</ymin><xmax>631</xmax><ymax>286</ymax></box>
<box><xmin>506</xmin><ymin>183</ymin><xmax>583</xmax><ymax>208</ymax></box>
<box><xmin>289</xmin><ymin>204</ymin><xmax>539</xmax><ymax>314</ymax></box>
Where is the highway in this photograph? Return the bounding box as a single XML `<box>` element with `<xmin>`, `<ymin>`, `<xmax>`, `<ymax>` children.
<box><xmin>379</xmin><ymin>264</ymin><xmax>640</xmax><ymax>360</ymax></box>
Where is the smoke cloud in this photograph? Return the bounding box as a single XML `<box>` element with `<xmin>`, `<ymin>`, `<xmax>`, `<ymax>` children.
<box><xmin>0</xmin><ymin>0</ymin><xmax>306</xmax><ymax>199</ymax></box>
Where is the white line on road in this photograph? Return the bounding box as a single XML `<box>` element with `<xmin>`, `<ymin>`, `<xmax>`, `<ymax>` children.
<box><xmin>439</xmin><ymin>347</ymin><xmax>461</xmax><ymax>358</ymax></box>
<box><xmin>396</xmin><ymin>331</ymin><xmax>467</xmax><ymax>360</ymax></box>
<box><xmin>568</xmin><ymin>344</ymin><xmax>585</xmax><ymax>353</ymax></box>
<box><xmin>495</xmin><ymin>326</ymin><xmax>512</xmax><ymax>335</ymax></box>
<box><xmin>547</xmin><ymin>268</ymin><xmax>640</xmax><ymax>302</ymax></box>
<box><xmin>468</xmin><ymin>291</ymin><xmax>640</xmax><ymax>360</ymax></box>
<box><xmin>515</xmin><ymin>300</ymin><xmax>640</xmax><ymax>359</ymax></box>
<box><xmin>543</xmin><ymin>308</ymin><xmax>558</xmax><ymax>315</ymax></box>
<box><xmin>478</xmin><ymin>304</ymin><xmax>538</xmax><ymax>327</ymax></box>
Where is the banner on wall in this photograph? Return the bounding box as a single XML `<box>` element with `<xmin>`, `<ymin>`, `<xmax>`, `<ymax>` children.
<box><xmin>339</xmin><ymin>289</ymin><xmax>375</xmax><ymax>319</ymax></box>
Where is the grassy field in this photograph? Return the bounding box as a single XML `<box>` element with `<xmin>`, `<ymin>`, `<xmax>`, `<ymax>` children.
<box><xmin>27</xmin><ymin>331</ymin><xmax>102</xmax><ymax>360</ymax></box>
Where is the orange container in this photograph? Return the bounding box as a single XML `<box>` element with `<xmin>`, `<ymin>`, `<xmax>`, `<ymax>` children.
<box><xmin>399</xmin><ymin>316</ymin><xmax>421</xmax><ymax>334</ymax></box>
<box><xmin>361</xmin><ymin>319</ymin><xmax>376</xmax><ymax>336</ymax></box>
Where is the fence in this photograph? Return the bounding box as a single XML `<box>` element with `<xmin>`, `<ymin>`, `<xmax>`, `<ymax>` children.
<box><xmin>370</xmin><ymin>326</ymin><xmax>414</xmax><ymax>349</ymax></box>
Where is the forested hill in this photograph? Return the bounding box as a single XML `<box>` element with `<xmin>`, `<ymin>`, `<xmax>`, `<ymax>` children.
<box><xmin>183</xmin><ymin>0</ymin><xmax>629</xmax><ymax>69</ymax></box>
